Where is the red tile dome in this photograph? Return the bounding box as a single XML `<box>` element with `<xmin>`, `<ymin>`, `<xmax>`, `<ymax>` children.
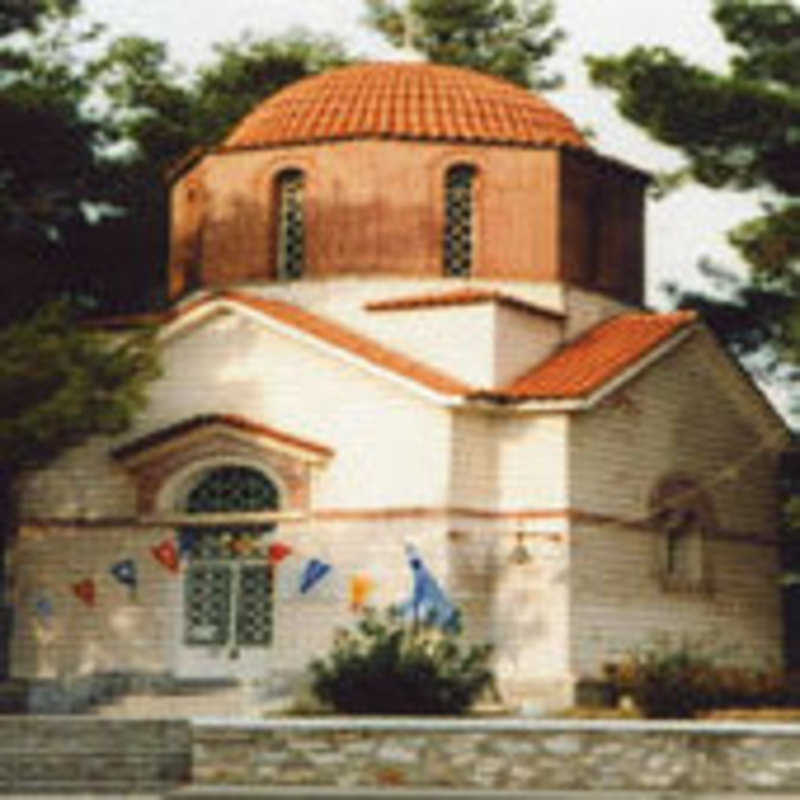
<box><xmin>221</xmin><ymin>62</ymin><xmax>588</xmax><ymax>151</ymax></box>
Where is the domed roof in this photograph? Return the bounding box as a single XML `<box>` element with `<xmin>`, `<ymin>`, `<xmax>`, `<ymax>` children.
<box><xmin>221</xmin><ymin>62</ymin><xmax>588</xmax><ymax>151</ymax></box>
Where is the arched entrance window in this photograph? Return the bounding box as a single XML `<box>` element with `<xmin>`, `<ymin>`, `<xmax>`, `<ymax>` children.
<box><xmin>182</xmin><ymin>466</ymin><xmax>279</xmax><ymax>654</ymax></box>
<box><xmin>443</xmin><ymin>164</ymin><xmax>476</xmax><ymax>277</ymax></box>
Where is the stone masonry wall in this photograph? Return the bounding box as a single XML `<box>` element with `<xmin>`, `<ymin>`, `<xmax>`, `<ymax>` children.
<box><xmin>0</xmin><ymin>717</ymin><xmax>190</xmax><ymax>793</ymax></box>
<box><xmin>2</xmin><ymin>717</ymin><xmax>800</xmax><ymax>793</ymax></box>
<box><xmin>193</xmin><ymin>718</ymin><xmax>800</xmax><ymax>793</ymax></box>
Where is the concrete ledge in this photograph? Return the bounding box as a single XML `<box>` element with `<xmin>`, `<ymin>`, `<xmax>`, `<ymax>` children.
<box><xmin>192</xmin><ymin>715</ymin><xmax>800</xmax><ymax>736</ymax></box>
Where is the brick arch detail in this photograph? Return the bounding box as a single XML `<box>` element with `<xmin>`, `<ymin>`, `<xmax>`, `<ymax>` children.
<box><xmin>126</xmin><ymin>432</ymin><xmax>311</xmax><ymax>515</ymax></box>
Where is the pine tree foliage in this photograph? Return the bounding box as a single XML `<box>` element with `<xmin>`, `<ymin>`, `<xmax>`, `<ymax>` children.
<box><xmin>0</xmin><ymin>303</ymin><xmax>159</xmax><ymax>476</ymax></box>
<box><xmin>588</xmin><ymin>0</ymin><xmax>799</xmax><ymax>370</ymax></box>
<box><xmin>363</xmin><ymin>0</ymin><xmax>563</xmax><ymax>89</ymax></box>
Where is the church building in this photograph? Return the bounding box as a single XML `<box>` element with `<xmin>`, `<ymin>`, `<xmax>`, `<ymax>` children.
<box><xmin>9</xmin><ymin>62</ymin><xmax>789</xmax><ymax>712</ymax></box>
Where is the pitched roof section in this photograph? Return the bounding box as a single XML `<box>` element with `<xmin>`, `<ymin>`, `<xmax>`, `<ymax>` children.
<box><xmin>500</xmin><ymin>311</ymin><xmax>697</xmax><ymax>400</ymax></box>
<box><xmin>112</xmin><ymin>413</ymin><xmax>334</xmax><ymax>462</ymax></box>
<box><xmin>221</xmin><ymin>62</ymin><xmax>588</xmax><ymax>151</ymax></box>
<box><xmin>218</xmin><ymin>291</ymin><xmax>473</xmax><ymax>398</ymax></box>
<box><xmin>102</xmin><ymin>293</ymin><xmax>696</xmax><ymax>405</ymax></box>
<box><xmin>365</xmin><ymin>288</ymin><xmax>565</xmax><ymax>320</ymax></box>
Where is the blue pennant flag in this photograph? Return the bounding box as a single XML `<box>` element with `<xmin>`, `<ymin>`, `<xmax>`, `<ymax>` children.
<box><xmin>300</xmin><ymin>559</ymin><xmax>331</xmax><ymax>594</ymax></box>
<box><xmin>33</xmin><ymin>595</ymin><xmax>54</xmax><ymax>621</ymax></box>
<box><xmin>400</xmin><ymin>544</ymin><xmax>460</xmax><ymax>632</ymax></box>
<box><xmin>177</xmin><ymin>529</ymin><xmax>197</xmax><ymax>559</ymax></box>
<box><xmin>109</xmin><ymin>558</ymin><xmax>138</xmax><ymax>590</ymax></box>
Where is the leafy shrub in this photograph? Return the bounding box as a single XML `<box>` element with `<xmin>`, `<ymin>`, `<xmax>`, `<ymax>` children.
<box><xmin>309</xmin><ymin>606</ymin><xmax>494</xmax><ymax>714</ymax></box>
<box><xmin>610</xmin><ymin>635</ymin><xmax>800</xmax><ymax>718</ymax></box>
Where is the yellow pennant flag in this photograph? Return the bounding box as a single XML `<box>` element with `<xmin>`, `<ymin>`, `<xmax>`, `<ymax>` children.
<box><xmin>349</xmin><ymin>573</ymin><xmax>373</xmax><ymax>611</ymax></box>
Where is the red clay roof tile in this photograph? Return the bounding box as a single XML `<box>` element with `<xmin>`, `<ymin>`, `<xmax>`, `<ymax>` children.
<box><xmin>112</xmin><ymin>413</ymin><xmax>333</xmax><ymax>461</ymax></box>
<box><xmin>365</xmin><ymin>288</ymin><xmax>565</xmax><ymax>319</ymax></box>
<box><xmin>499</xmin><ymin>311</ymin><xmax>697</xmax><ymax>400</ymax></box>
<box><xmin>222</xmin><ymin>63</ymin><xmax>587</xmax><ymax>151</ymax></box>
<box><xmin>93</xmin><ymin>294</ymin><xmax>696</xmax><ymax>403</ymax></box>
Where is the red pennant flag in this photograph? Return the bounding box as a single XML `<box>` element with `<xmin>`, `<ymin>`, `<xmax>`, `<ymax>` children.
<box><xmin>268</xmin><ymin>542</ymin><xmax>293</xmax><ymax>564</ymax></box>
<box><xmin>152</xmin><ymin>539</ymin><xmax>179</xmax><ymax>573</ymax></box>
<box><xmin>72</xmin><ymin>578</ymin><xmax>95</xmax><ymax>607</ymax></box>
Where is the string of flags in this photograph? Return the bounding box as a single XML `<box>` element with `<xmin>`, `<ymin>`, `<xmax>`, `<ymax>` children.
<box><xmin>40</xmin><ymin>529</ymin><xmax>457</xmax><ymax>633</ymax></box>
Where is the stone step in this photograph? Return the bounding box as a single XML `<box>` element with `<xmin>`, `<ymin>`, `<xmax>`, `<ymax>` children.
<box><xmin>0</xmin><ymin>679</ymin><xmax>30</xmax><ymax>714</ymax></box>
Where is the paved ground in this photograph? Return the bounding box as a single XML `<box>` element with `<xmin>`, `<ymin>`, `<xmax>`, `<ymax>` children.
<box><xmin>5</xmin><ymin>791</ymin><xmax>800</xmax><ymax>799</ymax></box>
<box><xmin>165</xmin><ymin>791</ymin><xmax>800</xmax><ymax>799</ymax></box>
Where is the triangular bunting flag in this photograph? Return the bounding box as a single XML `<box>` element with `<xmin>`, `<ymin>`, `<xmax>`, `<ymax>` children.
<box><xmin>33</xmin><ymin>594</ymin><xmax>54</xmax><ymax>621</ymax></box>
<box><xmin>109</xmin><ymin>558</ymin><xmax>138</xmax><ymax>590</ymax></box>
<box><xmin>268</xmin><ymin>542</ymin><xmax>293</xmax><ymax>564</ymax></box>
<box><xmin>152</xmin><ymin>539</ymin><xmax>179</xmax><ymax>573</ymax></box>
<box><xmin>300</xmin><ymin>559</ymin><xmax>331</xmax><ymax>594</ymax></box>
<box><xmin>72</xmin><ymin>578</ymin><xmax>96</xmax><ymax>607</ymax></box>
<box><xmin>177</xmin><ymin>529</ymin><xmax>197</xmax><ymax>559</ymax></box>
<box><xmin>349</xmin><ymin>573</ymin><xmax>373</xmax><ymax>612</ymax></box>
<box><xmin>400</xmin><ymin>543</ymin><xmax>460</xmax><ymax>632</ymax></box>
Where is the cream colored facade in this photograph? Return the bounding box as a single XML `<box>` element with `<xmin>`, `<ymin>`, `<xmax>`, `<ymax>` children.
<box><xmin>9</xmin><ymin>279</ymin><xmax>787</xmax><ymax>711</ymax></box>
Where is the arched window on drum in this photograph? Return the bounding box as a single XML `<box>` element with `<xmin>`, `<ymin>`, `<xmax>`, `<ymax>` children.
<box><xmin>274</xmin><ymin>169</ymin><xmax>306</xmax><ymax>280</ymax></box>
<box><xmin>443</xmin><ymin>164</ymin><xmax>477</xmax><ymax>277</ymax></box>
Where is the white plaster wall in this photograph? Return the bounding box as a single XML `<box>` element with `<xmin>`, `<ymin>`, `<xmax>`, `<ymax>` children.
<box><xmin>448</xmin><ymin>525</ymin><xmax>571</xmax><ymax>708</ymax></box>
<box><xmin>20</xmin><ymin>309</ymin><xmax>453</xmax><ymax>516</ymax></box>
<box><xmin>496</xmin><ymin>414</ymin><xmax>570</xmax><ymax>511</ymax></box>
<box><xmin>449</xmin><ymin>411</ymin><xmax>569</xmax><ymax>512</ymax></box>
<box><xmin>17</xmin><ymin>438</ymin><xmax>137</xmax><ymax>520</ymax></box>
<box><xmin>568</xmin><ymin>331</ymin><xmax>784</xmax><ymax>677</ymax></box>
<box><xmin>493</xmin><ymin>304</ymin><xmax>562</xmax><ymax>386</ymax></box>
<box><xmin>8</xmin><ymin>517</ymin><xmax>456</xmax><ymax>686</ymax></box>
<box><xmin>9</xmin><ymin>524</ymin><xmax>174</xmax><ymax>679</ymax></box>
<box><xmin>352</xmin><ymin>303</ymin><xmax>498</xmax><ymax>389</ymax></box>
<box><xmin>570</xmin><ymin>523</ymin><xmax>783</xmax><ymax>677</ymax></box>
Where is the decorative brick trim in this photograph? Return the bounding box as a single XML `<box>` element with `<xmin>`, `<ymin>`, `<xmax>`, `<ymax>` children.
<box><xmin>18</xmin><ymin>506</ymin><xmax>779</xmax><ymax>546</ymax></box>
<box><xmin>111</xmin><ymin>414</ymin><xmax>334</xmax><ymax>463</ymax></box>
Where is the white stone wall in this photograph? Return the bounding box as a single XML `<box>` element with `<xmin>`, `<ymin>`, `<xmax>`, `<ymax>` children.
<box><xmin>568</xmin><ymin>330</ymin><xmax>784</xmax><ymax>677</ymax></box>
<box><xmin>19</xmin><ymin>308</ymin><xmax>454</xmax><ymax>518</ymax></box>
<box><xmin>448</xmin><ymin>411</ymin><xmax>572</xmax><ymax>708</ymax></box>
<box><xmin>493</xmin><ymin>303</ymin><xmax>562</xmax><ymax>387</ymax></box>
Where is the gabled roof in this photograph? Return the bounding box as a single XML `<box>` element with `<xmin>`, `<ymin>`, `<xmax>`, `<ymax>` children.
<box><xmin>92</xmin><ymin>292</ymin><xmax>702</xmax><ymax>407</ymax></box>
<box><xmin>112</xmin><ymin>413</ymin><xmax>334</xmax><ymax>464</ymax></box>
<box><xmin>496</xmin><ymin>310</ymin><xmax>697</xmax><ymax>400</ymax></box>
<box><xmin>203</xmin><ymin>291</ymin><xmax>473</xmax><ymax>398</ymax></box>
<box><xmin>365</xmin><ymin>288</ymin><xmax>565</xmax><ymax>320</ymax></box>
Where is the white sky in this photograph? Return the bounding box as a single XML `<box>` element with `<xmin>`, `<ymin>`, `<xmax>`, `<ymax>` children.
<box><xmin>82</xmin><ymin>0</ymin><xmax>762</xmax><ymax>307</ymax></box>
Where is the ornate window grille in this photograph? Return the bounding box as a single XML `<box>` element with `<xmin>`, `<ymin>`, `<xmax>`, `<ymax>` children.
<box><xmin>182</xmin><ymin>466</ymin><xmax>278</xmax><ymax>649</ymax></box>
<box><xmin>276</xmin><ymin>169</ymin><xmax>306</xmax><ymax>279</ymax></box>
<box><xmin>443</xmin><ymin>164</ymin><xmax>476</xmax><ymax>277</ymax></box>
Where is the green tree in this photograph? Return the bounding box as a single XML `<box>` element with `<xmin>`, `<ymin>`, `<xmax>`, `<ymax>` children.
<box><xmin>0</xmin><ymin>1</ymin><xmax>161</xmax><ymax>674</ymax></box>
<box><xmin>0</xmin><ymin>0</ymin><xmax>108</xmax><ymax>323</ymax></box>
<box><xmin>0</xmin><ymin>0</ymin><xmax>78</xmax><ymax>36</ymax></box>
<box><xmin>0</xmin><ymin>303</ymin><xmax>159</xmax><ymax>675</ymax></box>
<box><xmin>587</xmin><ymin>0</ymin><xmax>799</xmax><ymax>376</ymax></box>
<box><xmin>364</xmin><ymin>0</ymin><xmax>563</xmax><ymax>88</ymax></box>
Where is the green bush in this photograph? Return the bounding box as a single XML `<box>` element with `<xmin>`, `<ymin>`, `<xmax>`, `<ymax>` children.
<box><xmin>309</xmin><ymin>606</ymin><xmax>494</xmax><ymax>714</ymax></box>
<box><xmin>610</xmin><ymin>635</ymin><xmax>798</xmax><ymax>718</ymax></box>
